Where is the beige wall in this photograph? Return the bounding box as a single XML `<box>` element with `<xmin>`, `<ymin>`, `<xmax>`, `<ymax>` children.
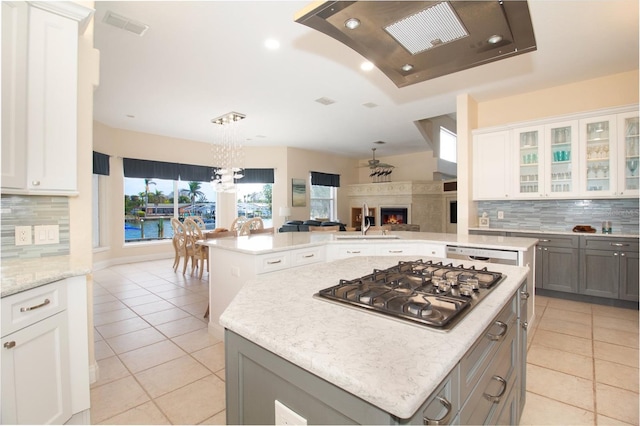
<box><xmin>477</xmin><ymin>70</ymin><xmax>639</xmax><ymax>128</ymax></box>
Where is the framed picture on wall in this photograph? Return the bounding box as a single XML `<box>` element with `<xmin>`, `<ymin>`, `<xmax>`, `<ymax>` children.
<box><xmin>292</xmin><ymin>178</ymin><xmax>306</xmax><ymax>207</ymax></box>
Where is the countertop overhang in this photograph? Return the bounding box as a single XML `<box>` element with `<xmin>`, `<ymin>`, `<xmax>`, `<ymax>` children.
<box><xmin>203</xmin><ymin>231</ymin><xmax>538</xmax><ymax>255</ymax></box>
<box><xmin>220</xmin><ymin>255</ymin><xmax>529</xmax><ymax>420</ymax></box>
<box><xmin>1</xmin><ymin>256</ymin><xmax>90</xmax><ymax>298</ymax></box>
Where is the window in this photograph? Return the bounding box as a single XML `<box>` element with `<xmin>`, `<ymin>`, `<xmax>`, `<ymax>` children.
<box><xmin>236</xmin><ymin>183</ymin><xmax>273</xmax><ymax>227</ymax></box>
<box><xmin>310</xmin><ymin>183</ymin><xmax>336</xmax><ymax>221</ymax></box>
<box><xmin>440</xmin><ymin>126</ymin><xmax>457</xmax><ymax>163</ymax></box>
<box><xmin>123</xmin><ymin>177</ymin><xmax>216</xmax><ymax>243</ymax></box>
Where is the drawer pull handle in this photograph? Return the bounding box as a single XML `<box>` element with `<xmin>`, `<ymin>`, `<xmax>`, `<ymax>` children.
<box><xmin>347</xmin><ymin>250</ymin><xmax>361</xmax><ymax>254</ymax></box>
<box><xmin>484</xmin><ymin>375</ymin><xmax>507</xmax><ymax>403</ymax></box>
<box><xmin>539</xmin><ymin>239</ymin><xmax>551</xmax><ymax>242</ymax></box>
<box><xmin>266</xmin><ymin>260</ymin><xmax>282</xmax><ymax>265</ymax></box>
<box><xmin>487</xmin><ymin>321</ymin><xmax>508</xmax><ymax>341</ymax></box>
<box><xmin>423</xmin><ymin>396</ymin><xmax>452</xmax><ymax>425</ymax></box>
<box><xmin>610</xmin><ymin>243</ymin><xmax>629</xmax><ymax>247</ymax></box>
<box><xmin>4</xmin><ymin>341</ymin><xmax>16</xmax><ymax>349</ymax></box>
<box><xmin>20</xmin><ymin>298</ymin><xmax>51</xmax><ymax>312</ymax></box>
<box><xmin>520</xmin><ymin>291</ymin><xmax>530</xmax><ymax>300</ymax></box>
<box><xmin>388</xmin><ymin>250</ymin><xmax>403</xmax><ymax>253</ymax></box>
<box><xmin>303</xmin><ymin>254</ymin><xmax>314</xmax><ymax>258</ymax></box>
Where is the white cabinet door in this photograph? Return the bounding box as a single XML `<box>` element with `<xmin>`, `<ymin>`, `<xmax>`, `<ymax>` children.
<box><xmin>512</xmin><ymin>125</ymin><xmax>545</xmax><ymax>198</ymax></box>
<box><xmin>1</xmin><ymin>311</ymin><xmax>72</xmax><ymax>425</ymax></box>
<box><xmin>617</xmin><ymin>111</ymin><xmax>639</xmax><ymax>197</ymax></box>
<box><xmin>473</xmin><ymin>131</ymin><xmax>512</xmax><ymax>200</ymax></box>
<box><xmin>544</xmin><ymin>120</ymin><xmax>579</xmax><ymax>197</ymax></box>
<box><xmin>579</xmin><ymin>114</ymin><xmax>618</xmax><ymax>196</ymax></box>
<box><xmin>25</xmin><ymin>6</ymin><xmax>78</xmax><ymax>193</ymax></box>
<box><xmin>1</xmin><ymin>2</ymin><xmax>28</xmax><ymax>189</ymax></box>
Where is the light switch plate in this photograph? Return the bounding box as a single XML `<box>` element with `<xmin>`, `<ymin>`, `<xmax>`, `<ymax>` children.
<box><xmin>34</xmin><ymin>225</ymin><xmax>59</xmax><ymax>245</ymax></box>
<box><xmin>15</xmin><ymin>226</ymin><xmax>32</xmax><ymax>246</ymax></box>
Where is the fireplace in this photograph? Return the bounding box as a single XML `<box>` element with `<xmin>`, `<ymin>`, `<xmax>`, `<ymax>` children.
<box><xmin>380</xmin><ymin>207</ymin><xmax>409</xmax><ymax>225</ymax></box>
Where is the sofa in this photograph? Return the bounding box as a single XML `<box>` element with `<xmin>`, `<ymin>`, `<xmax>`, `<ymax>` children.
<box><xmin>278</xmin><ymin>220</ymin><xmax>347</xmax><ymax>232</ymax></box>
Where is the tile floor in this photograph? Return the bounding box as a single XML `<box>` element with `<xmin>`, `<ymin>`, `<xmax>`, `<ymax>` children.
<box><xmin>90</xmin><ymin>260</ymin><xmax>639</xmax><ymax>425</ymax></box>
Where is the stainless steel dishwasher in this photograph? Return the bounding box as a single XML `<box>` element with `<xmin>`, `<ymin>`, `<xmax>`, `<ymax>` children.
<box><xmin>445</xmin><ymin>245</ymin><xmax>519</xmax><ymax>265</ymax></box>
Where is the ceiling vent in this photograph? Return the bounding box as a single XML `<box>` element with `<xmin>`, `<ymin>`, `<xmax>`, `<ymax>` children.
<box><xmin>102</xmin><ymin>11</ymin><xmax>149</xmax><ymax>36</ymax></box>
<box><xmin>295</xmin><ymin>1</ymin><xmax>536</xmax><ymax>88</ymax></box>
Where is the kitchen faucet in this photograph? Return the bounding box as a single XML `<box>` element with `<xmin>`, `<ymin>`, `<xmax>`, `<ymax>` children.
<box><xmin>361</xmin><ymin>202</ymin><xmax>370</xmax><ymax>235</ymax></box>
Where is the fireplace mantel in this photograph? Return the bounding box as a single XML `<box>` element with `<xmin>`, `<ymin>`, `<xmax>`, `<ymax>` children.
<box><xmin>346</xmin><ymin>181</ymin><xmax>451</xmax><ymax>232</ymax></box>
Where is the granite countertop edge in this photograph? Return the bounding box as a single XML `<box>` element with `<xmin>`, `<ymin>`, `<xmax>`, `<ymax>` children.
<box><xmin>1</xmin><ymin>256</ymin><xmax>90</xmax><ymax>298</ymax></box>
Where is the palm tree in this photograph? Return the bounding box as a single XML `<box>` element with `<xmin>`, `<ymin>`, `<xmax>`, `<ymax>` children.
<box><xmin>144</xmin><ymin>178</ymin><xmax>156</xmax><ymax>214</ymax></box>
<box><xmin>186</xmin><ymin>181</ymin><xmax>206</xmax><ymax>207</ymax></box>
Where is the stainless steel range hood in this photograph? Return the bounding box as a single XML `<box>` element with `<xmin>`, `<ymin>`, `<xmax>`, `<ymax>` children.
<box><xmin>295</xmin><ymin>1</ymin><xmax>537</xmax><ymax>88</ymax></box>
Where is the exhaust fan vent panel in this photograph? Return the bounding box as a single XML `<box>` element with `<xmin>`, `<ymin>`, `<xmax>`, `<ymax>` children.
<box><xmin>384</xmin><ymin>2</ymin><xmax>469</xmax><ymax>55</ymax></box>
<box><xmin>103</xmin><ymin>11</ymin><xmax>149</xmax><ymax>36</ymax></box>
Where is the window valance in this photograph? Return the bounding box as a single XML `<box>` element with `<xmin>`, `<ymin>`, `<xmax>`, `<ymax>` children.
<box><xmin>311</xmin><ymin>171</ymin><xmax>340</xmax><ymax>187</ymax></box>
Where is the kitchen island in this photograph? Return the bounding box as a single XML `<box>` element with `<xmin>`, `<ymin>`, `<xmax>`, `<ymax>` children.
<box><xmin>220</xmin><ymin>255</ymin><xmax>530</xmax><ymax>424</ymax></box>
<box><xmin>203</xmin><ymin>231</ymin><xmax>537</xmax><ymax>339</ymax></box>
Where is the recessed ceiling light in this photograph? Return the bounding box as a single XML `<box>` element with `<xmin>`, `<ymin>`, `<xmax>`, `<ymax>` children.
<box><xmin>487</xmin><ymin>34</ymin><xmax>503</xmax><ymax>44</ymax></box>
<box><xmin>264</xmin><ymin>38</ymin><xmax>280</xmax><ymax>49</ymax></box>
<box><xmin>344</xmin><ymin>18</ymin><xmax>360</xmax><ymax>30</ymax></box>
<box><xmin>360</xmin><ymin>61</ymin><xmax>374</xmax><ymax>71</ymax></box>
<box><xmin>401</xmin><ymin>64</ymin><xmax>414</xmax><ymax>72</ymax></box>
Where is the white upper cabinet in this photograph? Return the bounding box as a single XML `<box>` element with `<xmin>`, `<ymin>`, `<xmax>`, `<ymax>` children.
<box><xmin>473</xmin><ymin>106</ymin><xmax>637</xmax><ymax>200</ymax></box>
<box><xmin>617</xmin><ymin>111</ymin><xmax>640</xmax><ymax>197</ymax></box>
<box><xmin>578</xmin><ymin>114</ymin><xmax>618</xmax><ymax>197</ymax></box>
<box><xmin>1</xmin><ymin>2</ymin><xmax>93</xmax><ymax>195</ymax></box>
<box><xmin>473</xmin><ymin>130</ymin><xmax>512</xmax><ymax>200</ymax></box>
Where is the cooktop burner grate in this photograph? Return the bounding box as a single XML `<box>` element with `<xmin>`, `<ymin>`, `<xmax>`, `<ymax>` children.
<box><xmin>315</xmin><ymin>260</ymin><xmax>504</xmax><ymax>330</ymax></box>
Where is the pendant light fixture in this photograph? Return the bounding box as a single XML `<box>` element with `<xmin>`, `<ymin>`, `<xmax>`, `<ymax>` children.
<box><xmin>211</xmin><ymin>112</ymin><xmax>246</xmax><ymax>193</ymax></box>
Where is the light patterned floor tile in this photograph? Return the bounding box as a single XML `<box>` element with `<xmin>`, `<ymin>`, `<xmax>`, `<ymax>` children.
<box><xmin>519</xmin><ymin>391</ymin><xmax>594</xmax><ymax>425</ymax></box>
<box><xmin>155</xmin><ymin>316</ymin><xmax>207</xmax><ymax>338</ymax></box>
<box><xmin>596</xmin><ymin>382</ymin><xmax>640</xmax><ymax>425</ymax></box>
<box><xmin>134</xmin><ymin>355</ymin><xmax>211</xmax><ymax>398</ymax></box>
<box><xmin>594</xmin><ymin>326</ymin><xmax>639</xmax><ymax>349</ymax></box>
<box><xmin>93</xmin><ymin>300</ymin><xmax>128</xmax><ymax>314</ymax></box>
<box><xmin>594</xmin><ymin>341</ymin><xmax>640</xmax><ymax>369</ymax></box>
<box><xmin>200</xmin><ymin>410</ymin><xmax>227</xmax><ymax>425</ymax></box>
<box><xmin>595</xmin><ymin>359</ymin><xmax>640</xmax><ymax>393</ymax></box>
<box><xmin>121</xmin><ymin>293</ymin><xmax>165</xmax><ymax>307</ymax></box>
<box><xmin>526</xmin><ymin>364</ymin><xmax>594</xmax><ymax>411</ymax></box>
<box><xmin>129</xmin><ymin>300</ymin><xmax>176</xmax><ymax>316</ymax></box>
<box><xmin>118</xmin><ymin>339</ymin><xmax>186</xmax><ymax>373</ymax></box>
<box><xmin>192</xmin><ymin>342</ymin><xmax>226</xmax><ymax>373</ymax></box>
<box><xmin>592</xmin><ymin>305</ymin><xmax>640</xmax><ymax>322</ymax></box>
<box><xmin>90</xmin><ymin>376</ymin><xmax>150</xmax><ymax>424</ymax></box>
<box><xmin>538</xmin><ymin>315</ymin><xmax>592</xmax><ymax>339</ymax></box>
<box><xmin>531</xmin><ymin>329</ymin><xmax>593</xmax><ymax>357</ymax></box>
<box><xmin>542</xmin><ymin>306</ymin><xmax>592</xmax><ymax>325</ymax></box>
<box><xmin>527</xmin><ymin>345</ymin><xmax>593</xmax><ymax>380</ymax></box>
<box><xmin>93</xmin><ymin>308</ymin><xmax>138</xmax><ymax>327</ymax></box>
<box><xmin>91</xmin><ymin>356</ymin><xmax>130</xmax><ymax>389</ymax></box>
<box><xmin>171</xmin><ymin>327</ymin><xmax>221</xmax><ymax>353</ymax></box>
<box><xmin>142</xmin><ymin>306</ymin><xmax>192</xmax><ymax>326</ymax></box>
<box><xmin>153</xmin><ymin>375</ymin><xmax>226</xmax><ymax>425</ymax></box>
<box><xmin>98</xmin><ymin>401</ymin><xmax>170</xmax><ymax>425</ymax></box>
<box><xmin>546</xmin><ymin>297</ymin><xmax>593</xmax><ymax>314</ymax></box>
<box><xmin>105</xmin><ymin>327</ymin><xmax>167</xmax><ymax>354</ymax></box>
<box><xmin>96</xmin><ymin>316</ymin><xmax>151</xmax><ymax>339</ymax></box>
<box><xmin>594</xmin><ymin>314</ymin><xmax>639</xmax><ymax>333</ymax></box>
<box><xmin>597</xmin><ymin>414</ymin><xmax>636</xmax><ymax>425</ymax></box>
<box><xmin>94</xmin><ymin>340</ymin><xmax>116</xmax><ymax>361</ymax></box>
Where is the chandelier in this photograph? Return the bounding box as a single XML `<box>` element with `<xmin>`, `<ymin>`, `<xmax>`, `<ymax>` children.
<box><xmin>211</xmin><ymin>112</ymin><xmax>245</xmax><ymax>193</ymax></box>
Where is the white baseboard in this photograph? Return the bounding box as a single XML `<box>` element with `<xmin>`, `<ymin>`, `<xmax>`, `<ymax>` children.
<box><xmin>93</xmin><ymin>252</ymin><xmax>173</xmax><ymax>271</ymax></box>
<box><xmin>89</xmin><ymin>361</ymin><xmax>99</xmax><ymax>384</ymax></box>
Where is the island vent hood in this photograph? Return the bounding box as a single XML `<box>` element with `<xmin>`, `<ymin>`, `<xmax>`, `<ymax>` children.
<box><xmin>294</xmin><ymin>1</ymin><xmax>537</xmax><ymax>88</ymax></box>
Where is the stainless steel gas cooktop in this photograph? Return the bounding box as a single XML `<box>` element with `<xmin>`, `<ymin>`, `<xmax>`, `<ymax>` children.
<box><xmin>315</xmin><ymin>260</ymin><xmax>505</xmax><ymax>331</ymax></box>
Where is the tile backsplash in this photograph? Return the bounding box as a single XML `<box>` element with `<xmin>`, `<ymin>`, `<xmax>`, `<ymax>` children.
<box><xmin>1</xmin><ymin>195</ymin><xmax>70</xmax><ymax>259</ymax></box>
<box><xmin>477</xmin><ymin>199</ymin><xmax>639</xmax><ymax>234</ymax></box>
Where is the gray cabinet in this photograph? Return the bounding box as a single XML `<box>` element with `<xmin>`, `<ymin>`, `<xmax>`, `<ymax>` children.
<box><xmin>580</xmin><ymin>237</ymin><xmax>639</xmax><ymax>301</ymax></box>
<box><xmin>510</xmin><ymin>233</ymin><xmax>579</xmax><ymax>293</ymax></box>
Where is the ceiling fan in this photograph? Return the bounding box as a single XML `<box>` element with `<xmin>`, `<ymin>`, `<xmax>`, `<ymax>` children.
<box><xmin>360</xmin><ymin>148</ymin><xmax>395</xmax><ymax>169</ymax></box>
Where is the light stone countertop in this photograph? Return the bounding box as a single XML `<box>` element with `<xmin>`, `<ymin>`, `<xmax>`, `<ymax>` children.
<box><xmin>1</xmin><ymin>256</ymin><xmax>90</xmax><ymax>298</ymax></box>
<box><xmin>204</xmin><ymin>231</ymin><xmax>538</xmax><ymax>254</ymax></box>
<box><xmin>220</xmin><ymin>255</ymin><xmax>529</xmax><ymax>420</ymax></box>
<box><xmin>468</xmin><ymin>227</ymin><xmax>639</xmax><ymax>238</ymax></box>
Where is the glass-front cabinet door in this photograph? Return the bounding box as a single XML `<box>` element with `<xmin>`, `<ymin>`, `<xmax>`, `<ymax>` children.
<box><xmin>617</xmin><ymin>111</ymin><xmax>639</xmax><ymax>196</ymax></box>
<box><xmin>579</xmin><ymin>115</ymin><xmax>617</xmax><ymax>196</ymax></box>
<box><xmin>514</xmin><ymin>126</ymin><xmax>543</xmax><ymax>198</ymax></box>
<box><xmin>545</xmin><ymin>120</ymin><xmax>579</xmax><ymax>197</ymax></box>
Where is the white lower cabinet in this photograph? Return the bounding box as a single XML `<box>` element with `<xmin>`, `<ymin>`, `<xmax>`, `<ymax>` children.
<box><xmin>1</xmin><ymin>311</ymin><xmax>71</xmax><ymax>424</ymax></box>
<box><xmin>0</xmin><ymin>276</ymin><xmax>89</xmax><ymax>425</ymax></box>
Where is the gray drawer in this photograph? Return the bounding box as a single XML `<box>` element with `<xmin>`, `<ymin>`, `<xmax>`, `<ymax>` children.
<box><xmin>460</xmin><ymin>293</ymin><xmax>517</xmax><ymax>405</ymax></box>
<box><xmin>581</xmin><ymin>237</ymin><xmax>639</xmax><ymax>252</ymax></box>
<box><xmin>509</xmin><ymin>232</ymin><xmax>579</xmax><ymax>248</ymax></box>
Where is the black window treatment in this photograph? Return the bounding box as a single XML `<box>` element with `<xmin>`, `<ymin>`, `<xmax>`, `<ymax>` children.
<box><xmin>311</xmin><ymin>171</ymin><xmax>340</xmax><ymax>187</ymax></box>
<box><xmin>93</xmin><ymin>151</ymin><xmax>110</xmax><ymax>176</ymax></box>
<box><xmin>123</xmin><ymin>158</ymin><xmax>274</xmax><ymax>184</ymax></box>
<box><xmin>240</xmin><ymin>168</ymin><xmax>275</xmax><ymax>184</ymax></box>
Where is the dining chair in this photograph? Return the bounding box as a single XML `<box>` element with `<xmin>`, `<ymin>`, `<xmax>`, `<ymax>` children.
<box><xmin>172</xmin><ymin>218</ymin><xmax>194</xmax><ymax>274</ymax></box>
<box><xmin>191</xmin><ymin>215</ymin><xmax>206</xmax><ymax>230</ymax></box>
<box><xmin>184</xmin><ymin>217</ymin><xmax>209</xmax><ymax>279</ymax></box>
<box><xmin>238</xmin><ymin>217</ymin><xmax>264</xmax><ymax>236</ymax></box>
<box><xmin>230</xmin><ymin>216</ymin><xmax>248</xmax><ymax>234</ymax></box>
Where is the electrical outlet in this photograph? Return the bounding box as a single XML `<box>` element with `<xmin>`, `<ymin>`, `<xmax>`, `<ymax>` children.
<box><xmin>497</xmin><ymin>211</ymin><xmax>504</xmax><ymax>220</ymax></box>
<box><xmin>15</xmin><ymin>226</ymin><xmax>32</xmax><ymax>246</ymax></box>
<box><xmin>275</xmin><ymin>400</ymin><xmax>307</xmax><ymax>425</ymax></box>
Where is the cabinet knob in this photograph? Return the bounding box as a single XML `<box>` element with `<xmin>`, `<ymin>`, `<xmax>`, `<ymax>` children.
<box><xmin>621</xmin><ymin>253</ymin><xmax>626</xmax><ymax>257</ymax></box>
<box><xmin>521</xmin><ymin>321</ymin><xmax>529</xmax><ymax>330</ymax></box>
<box><xmin>520</xmin><ymin>291</ymin><xmax>530</xmax><ymax>300</ymax></box>
<box><xmin>614</xmin><ymin>252</ymin><xmax>619</xmax><ymax>256</ymax></box>
<box><xmin>4</xmin><ymin>341</ymin><xmax>16</xmax><ymax>349</ymax></box>
<box><xmin>31</xmin><ymin>180</ymin><xmax>41</xmax><ymax>186</ymax></box>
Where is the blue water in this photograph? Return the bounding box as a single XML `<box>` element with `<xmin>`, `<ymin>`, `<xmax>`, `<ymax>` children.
<box><xmin>124</xmin><ymin>218</ymin><xmax>215</xmax><ymax>242</ymax></box>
